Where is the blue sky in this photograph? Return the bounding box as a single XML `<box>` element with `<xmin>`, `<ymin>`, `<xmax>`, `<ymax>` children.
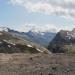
<box><xmin>0</xmin><ymin>0</ymin><xmax>75</xmax><ymax>32</ymax></box>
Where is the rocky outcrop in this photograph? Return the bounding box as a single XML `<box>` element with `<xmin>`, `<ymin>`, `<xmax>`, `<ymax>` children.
<box><xmin>48</xmin><ymin>29</ymin><xmax>75</xmax><ymax>53</ymax></box>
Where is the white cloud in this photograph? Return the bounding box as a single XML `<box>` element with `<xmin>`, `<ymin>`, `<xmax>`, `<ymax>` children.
<box><xmin>17</xmin><ymin>23</ymin><xmax>59</xmax><ymax>32</ymax></box>
<box><xmin>65</xmin><ymin>0</ymin><xmax>75</xmax><ymax>2</ymax></box>
<box><xmin>9</xmin><ymin>0</ymin><xmax>23</xmax><ymax>5</ymax></box>
<box><xmin>9</xmin><ymin>0</ymin><xmax>75</xmax><ymax>19</ymax></box>
<box><xmin>15</xmin><ymin>22</ymin><xmax>75</xmax><ymax>33</ymax></box>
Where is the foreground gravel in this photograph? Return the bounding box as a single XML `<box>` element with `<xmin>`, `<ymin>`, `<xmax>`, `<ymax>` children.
<box><xmin>0</xmin><ymin>53</ymin><xmax>75</xmax><ymax>75</ymax></box>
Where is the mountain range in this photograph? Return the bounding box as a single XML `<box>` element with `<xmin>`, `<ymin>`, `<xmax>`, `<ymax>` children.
<box><xmin>1</xmin><ymin>27</ymin><xmax>56</xmax><ymax>47</ymax></box>
<box><xmin>1</xmin><ymin>26</ymin><xmax>75</xmax><ymax>54</ymax></box>
<box><xmin>0</xmin><ymin>27</ymin><xmax>51</xmax><ymax>54</ymax></box>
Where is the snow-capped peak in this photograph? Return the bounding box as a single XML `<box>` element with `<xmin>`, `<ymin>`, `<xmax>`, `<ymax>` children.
<box><xmin>0</xmin><ymin>27</ymin><xmax>9</xmax><ymax>32</ymax></box>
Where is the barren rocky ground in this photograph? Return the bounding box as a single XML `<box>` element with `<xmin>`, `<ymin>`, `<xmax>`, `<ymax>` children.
<box><xmin>0</xmin><ymin>53</ymin><xmax>75</xmax><ymax>75</ymax></box>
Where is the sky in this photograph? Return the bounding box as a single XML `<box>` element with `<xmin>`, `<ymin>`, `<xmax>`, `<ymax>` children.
<box><xmin>0</xmin><ymin>0</ymin><xmax>75</xmax><ymax>32</ymax></box>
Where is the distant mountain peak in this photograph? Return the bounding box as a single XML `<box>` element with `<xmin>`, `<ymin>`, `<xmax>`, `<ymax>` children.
<box><xmin>0</xmin><ymin>27</ymin><xmax>9</xmax><ymax>32</ymax></box>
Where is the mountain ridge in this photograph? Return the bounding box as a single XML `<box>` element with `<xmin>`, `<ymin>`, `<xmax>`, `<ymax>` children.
<box><xmin>0</xmin><ymin>27</ymin><xmax>56</xmax><ymax>47</ymax></box>
<box><xmin>0</xmin><ymin>28</ymin><xmax>51</xmax><ymax>54</ymax></box>
<box><xmin>48</xmin><ymin>28</ymin><xmax>75</xmax><ymax>53</ymax></box>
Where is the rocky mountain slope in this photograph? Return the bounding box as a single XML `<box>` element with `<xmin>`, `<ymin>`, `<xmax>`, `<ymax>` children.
<box><xmin>48</xmin><ymin>28</ymin><xmax>75</xmax><ymax>53</ymax></box>
<box><xmin>0</xmin><ymin>29</ymin><xmax>50</xmax><ymax>54</ymax></box>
